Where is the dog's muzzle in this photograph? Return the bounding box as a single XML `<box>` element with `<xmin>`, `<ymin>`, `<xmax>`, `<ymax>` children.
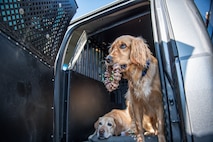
<box><xmin>105</xmin><ymin>55</ymin><xmax>113</xmax><ymax>64</ymax></box>
<box><xmin>105</xmin><ymin>55</ymin><xmax>127</xmax><ymax>70</ymax></box>
<box><xmin>98</xmin><ymin>129</ymin><xmax>105</xmax><ymax>139</ymax></box>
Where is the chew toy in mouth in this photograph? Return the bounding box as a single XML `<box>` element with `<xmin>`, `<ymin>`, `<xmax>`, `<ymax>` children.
<box><xmin>104</xmin><ymin>63</ymin><xmax>122</xmax><ymax>92</ymax></box>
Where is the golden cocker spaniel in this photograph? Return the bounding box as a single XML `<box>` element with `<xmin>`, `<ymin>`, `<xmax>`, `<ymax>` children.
<box><xmin>105</xmin><ymin>35</ymin><xmax>166</xmax><ymax>142</ymax></box>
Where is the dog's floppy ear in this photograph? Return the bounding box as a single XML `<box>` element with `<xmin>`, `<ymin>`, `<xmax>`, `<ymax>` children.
<box><xmin>94</xmin><ymin>117</ymin><xmax>100</xmax><ymax>129</ymax></box>
<box><xmin>130</xmin><ymin>37</ymin><xmax>151</xmax><ymax>67</ymax></box>
<box><xmin>114</xmin><ymin>118</ymin><xmax>123</xmax><ymax>136</ymax></box>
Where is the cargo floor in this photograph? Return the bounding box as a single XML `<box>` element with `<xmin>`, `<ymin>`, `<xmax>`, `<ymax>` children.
<box><xmin>85</xmin><ymin>135</ymin><xmax>158</xmax><ymax>142</ymax></box>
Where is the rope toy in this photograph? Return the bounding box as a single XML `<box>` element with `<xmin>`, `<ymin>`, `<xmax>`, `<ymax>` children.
<box><xmin>104</xmin><ymin>63</ymin><xmax>122</xmax><ymax>92</ymax></box>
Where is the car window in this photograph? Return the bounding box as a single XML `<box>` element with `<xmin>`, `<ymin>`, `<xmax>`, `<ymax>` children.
<box><xmin>194</xmin><ymin>0</ymin><xmax>213</xmax><ymax>43</ymax></box>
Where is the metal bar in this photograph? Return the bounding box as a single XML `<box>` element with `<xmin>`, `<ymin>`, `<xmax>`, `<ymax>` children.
<box><xmin>92</xmin><ymin>47</ymin><xmax>95</xmax><ymax>79</ymax></box>
<box><xmin>96</xmin><ymin>47</ymin><xmax>98</xmax><ymax>80</ymax></box>
<box><xmin>89</xmin><ymin>46</ymin><xmax>92</xmax><ymax>78</ymax></box>
<box><xmin>83</xmin><ymin>48</ymin><xmax>86</xmax><ymax>75</ymax></box>
<box><xmin>86</xmin><ymin>42</ymin><xmax>89</xmax><ymax>77</ymax></box>
<box><xmin>98</xmin><ymin>47</ymin><xmax>101</xmax><ymax>80</ymax></box>
<box><xmin>101</xmin><ymin>49</ymin><xmax>105</xmax><ymax>82</ymax></box>
<box><xmin>54</xmin><ymin>27</ymin><xmax>73</xmax><ymax>142</ymax></box>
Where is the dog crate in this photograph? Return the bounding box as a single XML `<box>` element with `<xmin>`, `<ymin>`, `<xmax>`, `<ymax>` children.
<box><xmin>54</xmin><ymin>0</ymin><xmax>213</xmax><ymax>142</ymax></box>
<box><xmin>0</xmin><ymin>0</ymin><xmax>77</xmax><ymax>142</ymax></box>
<box><xmin>54</xmin><ymin>0</ymin><xmax>172</xmax><ymax>142</ymax></box>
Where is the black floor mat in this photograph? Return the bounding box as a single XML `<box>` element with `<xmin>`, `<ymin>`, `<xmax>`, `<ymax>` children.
<box><xmin>86</xmin><ymin>135</ymin><xmax>158</xmax><ymax>142</ymax></box>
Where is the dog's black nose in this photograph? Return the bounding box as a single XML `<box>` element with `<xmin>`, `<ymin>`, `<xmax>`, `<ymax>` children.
<box><xmin>99</xmin><ymin>129</ymin><xmax>105</xmax><ymax>136</ymax></box>
<box><xmin>105</xmin><ymin>55</ymin><xmax>113</xmax><ymax>64</ymax></box>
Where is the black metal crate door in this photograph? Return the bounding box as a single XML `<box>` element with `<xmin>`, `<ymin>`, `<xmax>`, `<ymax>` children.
<box><xmin>0</xmin><ymin>0</ymin><xmax>77</xmax><ymax>66</ymax></box>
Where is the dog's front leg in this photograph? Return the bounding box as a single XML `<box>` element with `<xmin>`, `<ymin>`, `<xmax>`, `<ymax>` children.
<box><xmin>157</xmin><ymin>104</ymin><xmax>166</xmax><ymax>142</ymax></box>
<box><xmin>134</xmin><ymin>104</ymin><xmax>145</xmax><ymax>142</ymax></box>
<box><xmin>88</xmin><ymin>130</ymin><xmax>97</xmax><ymax>140</ymax></box>
<box><xmin>130</xmin><ymin>97</ymin><xmax>144</xmax><ymax>142</ymax></box>
<box><xmin>128</xmin><ymin>87</ymin><xmax>145</xmax><ymax>142</ymax></box>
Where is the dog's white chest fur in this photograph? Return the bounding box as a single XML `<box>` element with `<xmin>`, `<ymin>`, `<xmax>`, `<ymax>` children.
<box><xmin>133</xmin><ymin>63</ymin><xmax>156</xmax><ymax>99</ymax></box>
<box><xmin>134</xmin><ymin>79</ymin><xmax>152</xmax><ymax>98</ymax></box>
<box><xmin>141</xmin><ymin>79</ymin><xmax>152</xmax><ymax>97</ymax></box>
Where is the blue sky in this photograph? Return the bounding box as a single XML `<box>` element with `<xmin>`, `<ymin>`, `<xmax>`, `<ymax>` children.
<box><xmin>73</xmin><ymin>0</ymin><xmax>209</xmax><ymax>20</ymax></box>
<box><xmin>73</xmin><ymin>0</ymin><xmax>115</xmax><ymax>20</ymax></box>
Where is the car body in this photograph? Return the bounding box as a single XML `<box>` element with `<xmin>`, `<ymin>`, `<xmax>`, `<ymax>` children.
<box><xmin>54</xmin><ymin>0</ymin><xmax>213</xmax><ymax>142</ymax></box>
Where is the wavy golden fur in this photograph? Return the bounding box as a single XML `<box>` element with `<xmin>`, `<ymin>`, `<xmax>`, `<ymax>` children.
<box><xmin>106</xmin><ymin>35</ymin><xmax>166</xmax><ymax>142</ymax></box>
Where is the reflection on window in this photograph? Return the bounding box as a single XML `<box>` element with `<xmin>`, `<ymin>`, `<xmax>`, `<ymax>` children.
<box><xmin>194</xmin><ymin>0</ymin><xmax>213</xmax><ymax>43</ymax></box>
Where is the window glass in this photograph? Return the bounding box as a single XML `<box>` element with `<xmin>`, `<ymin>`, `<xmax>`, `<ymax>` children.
<box><xmin>194</xmin><ymin>0</ymin><xmax>213</xmax><ymax>43</ymax></box>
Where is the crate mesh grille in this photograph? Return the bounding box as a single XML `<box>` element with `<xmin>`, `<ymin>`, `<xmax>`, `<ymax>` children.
<box><xmin>72</xmin><ymin>38</ymin><xmax>109</xmax><ymax>82</ymax></box>
<box><xmin>0</xmin><ymin>0</ymin><xmax>77</xmax><ymax>65</ymax></box>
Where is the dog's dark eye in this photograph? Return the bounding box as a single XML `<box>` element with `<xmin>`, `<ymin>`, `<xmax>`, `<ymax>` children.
<box><xmin>120</xmin><ymin>43</ymin><xmax>127</xmax><ymax>49</ymax></box>
<box><xmin>107</xmin><ymin>123</ymin><xmax>112</xmax><ymax>127</ymax></box>
<box><xmin>99</xmin><ymin>122</ymin><xmax>102</xmax><ymax>125</ymax></box>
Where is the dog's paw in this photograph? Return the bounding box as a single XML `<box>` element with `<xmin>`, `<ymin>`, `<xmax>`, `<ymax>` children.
<box><xmin>136</xmin><ymin>134</ymin><xmax>145</xmax><ymax>142</ymax></box>
<box><xmin>88</xmin><ymin>132</ymin><xmax>96</xmax><ymax>140</ymax></box>
<box><xmin>88</xmin><ymin>135</ymin><xmax>93</xmax><ymax>140</ymax></box>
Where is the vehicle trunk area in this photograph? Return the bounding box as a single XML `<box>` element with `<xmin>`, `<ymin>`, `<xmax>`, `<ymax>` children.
<box><xmin>63</xmin><ymin>1</ymin><xmax>164</xmax><ymax>141</ymax></box>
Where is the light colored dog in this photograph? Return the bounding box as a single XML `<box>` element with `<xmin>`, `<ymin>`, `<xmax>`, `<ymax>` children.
<box><xmin>105</xmin><ymin>35</ymin><xmax>166</xmax><ymax>142</ymax></box>
<box><xmin>88</xmin><ymin>108</ymin><xmax>132</xmax><ymax>140</ymax></box>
